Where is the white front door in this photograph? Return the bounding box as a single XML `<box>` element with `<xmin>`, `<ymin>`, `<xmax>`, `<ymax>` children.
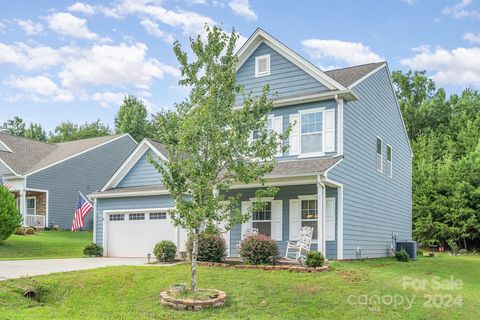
<box><xmin>106</xmin><ymin>211</ymin><xmax>186</xmax><ymax>257</ymax></box>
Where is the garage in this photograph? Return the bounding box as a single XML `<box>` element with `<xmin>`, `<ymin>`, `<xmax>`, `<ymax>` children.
<box><xmin>105</xmin><ymin>209</ymin><xmax>187</xmax><ymax>257</ymax></box>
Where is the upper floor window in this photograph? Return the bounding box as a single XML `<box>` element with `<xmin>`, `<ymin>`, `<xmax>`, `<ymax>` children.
<box><xmin>387</xmin><ymin>145</ymin><xmax>393</xmax><ymax>178</ymax></box>
<box><xmin>255</xmin><ymin>54</ymin><xmax>270</xmax><ymax>77</ymax></box>
<box><xmin>300</xmin><ymin>110</ymin><xmax>323</xmax><ymax>155</ymax></box>
<box><xmin>376</xmin><ymin>137</ymin><xmax>382</xmax><ymax>173</ymax></box>
<box><xmin>252</xmin><ymin>117</ymin><xmax>272</xmax><ymax>142</ymax></box>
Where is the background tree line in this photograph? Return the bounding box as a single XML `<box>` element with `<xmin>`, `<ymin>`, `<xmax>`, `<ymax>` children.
<box><xmin>2</xmin><ymin>70</ymin><xmax>478</xmax><ymax>249</ymax></box>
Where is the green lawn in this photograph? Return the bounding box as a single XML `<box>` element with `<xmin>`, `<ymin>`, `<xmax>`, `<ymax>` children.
<box><xmin>0</xmin><ymin>255</ymin><xmax>478</xmax><ymax>319</ymax></box>
<box><xmin>0</xmin><ymin>231</ymin><xmax>92</xmax><ymax>260</ymax></box>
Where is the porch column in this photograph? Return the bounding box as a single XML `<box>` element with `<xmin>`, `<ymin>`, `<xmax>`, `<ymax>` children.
<box><xmin>317</xmin><ymin>176</ymin><xmax>326</xmax><ymax>255</ymax></box>
<box><xmin>19</xmin><ymin>190</ymin><xmax>27</xmax><ymax>227</ymax></box>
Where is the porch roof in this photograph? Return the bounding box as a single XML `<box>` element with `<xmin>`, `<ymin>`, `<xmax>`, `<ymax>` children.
<box><xmin>89</xmin><ymin>185</ymin><xmax>168</xmax><ymax>198</ymax></box>
<box><xmin>266</xmin><ymin>156</ymin><xmax>343</xmax><ymax>178</ymax></box>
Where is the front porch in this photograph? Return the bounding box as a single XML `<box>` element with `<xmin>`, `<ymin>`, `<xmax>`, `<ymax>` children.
<box><xmin>13</xmin><ymin>189</ymin><xmax>48</xmax><ymax>228</ymax></box>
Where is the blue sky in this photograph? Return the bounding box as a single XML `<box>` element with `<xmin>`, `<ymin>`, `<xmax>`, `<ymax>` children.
<box><xmin>0</xmin><ymin>0</ymin><xmax>479</xmax><ymax>132</ymax></box>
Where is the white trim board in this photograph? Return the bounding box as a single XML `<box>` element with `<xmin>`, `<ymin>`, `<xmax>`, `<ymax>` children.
<box><xmin>0</xmin><ymin>139</ymin><xmax>13</xmax><ymax>153</ymax></box>
<box><xmin>348</xmin><ymin>63</ymin><xmax>386</xmax><ymax>89</ymax></box>
<box><xmin>25</xmin><ymin>134</ymin><xmax>136</xmax><ymax>177</ymax></box>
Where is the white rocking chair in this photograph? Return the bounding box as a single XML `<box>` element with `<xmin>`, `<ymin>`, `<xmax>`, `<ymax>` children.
<box><xmin>285</xmin><ymin>226</ymin><xmax>314</xmax><ymax>262</ymax></box>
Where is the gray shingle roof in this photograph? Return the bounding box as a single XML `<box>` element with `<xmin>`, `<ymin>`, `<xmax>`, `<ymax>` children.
<box><xmin>91</xmin><ymin>185</ymin><xmax>167</xmax><ymax>197</ymax></box>
<box><xmin>325</xmin><ymin>62</ymin><xmax>385</xmax><ymax>88</ymax></box>
<box><xmin>267</xmin><ymin>156</ymin><xmax>343</xmax><ymax>178</ymax></box>
<box><xmin>145</xmin><ymin>138</ymin><xmax>168</xmax><ymax>158</ymax></box>
<box><xmin>0</xmin><ymin>133</ymin><xmax>128</xmax><ymax>175</ymax></box>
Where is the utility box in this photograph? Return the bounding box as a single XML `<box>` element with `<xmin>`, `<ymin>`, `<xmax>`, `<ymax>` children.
<box><xmin>396</xmin><ymin>241</ymin><xmax>417</xmax><ymax>260</ymax></box>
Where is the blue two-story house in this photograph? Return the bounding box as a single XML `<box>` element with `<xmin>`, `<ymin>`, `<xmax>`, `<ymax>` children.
<box><xmin>90</xmin><ymin>29</ymin><xmax>412</xmax><ymax>260</ymax></box>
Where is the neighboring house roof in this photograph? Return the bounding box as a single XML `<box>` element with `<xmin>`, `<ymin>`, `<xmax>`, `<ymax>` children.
<box><xmin>0</xmin><ymin>133</ymin><xmax>133</xmax><ymax>176</ymax></box>
<box><xmin>325</xmin><ymin>62</ymin><xmax>385</xmax><ymax>88</ymax></box>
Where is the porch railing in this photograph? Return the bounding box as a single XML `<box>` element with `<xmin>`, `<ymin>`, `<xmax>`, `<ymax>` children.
<box><xmin>25</xmin><ymin>215</ymin><xmax>46</xmax><ymax>228</ymax></box>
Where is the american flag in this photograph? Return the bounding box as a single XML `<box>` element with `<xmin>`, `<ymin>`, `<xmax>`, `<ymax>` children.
<box><xmin>0</xmin><ymin>176</ymin><xmax>12</xmax><ymax>190</ymax></box>
<box><xmin>71</xmin><ymin>193</ymin><xmax>93</xmax><ymax>231</ymax></box>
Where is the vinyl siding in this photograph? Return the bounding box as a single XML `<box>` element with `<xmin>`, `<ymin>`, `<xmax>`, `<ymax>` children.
<box><xmin>236</xmin><ymin>42</ymin><xmax>328</xmax><ymax>103</ymax></box>
<box><xmin>328</xmin><ymin>66</ymin><xmax>412</xmax><ymax>259</ymax></box>
<box><xmin>229</xmin><ymin>185</ymin><xmax>338</xmax><ymax>259</ymax></box>
<box><xmin>0</xmin><ymin>161</ymin><xmax>12</xmax><ymax>175</ymax></box>
<box><xmin>117</xmin><ymin>150</ymin><xmax>162</xmax><ymax>188</ymax></box>
<box><xmin>95</xmin><ymin>195</ymin><xmax>175</xmax><ymax>245</ymax></box>
<box><xmin>26</xmin><ymin>136</ymin><xmax>137</xmax><ymax>229</ymax></box>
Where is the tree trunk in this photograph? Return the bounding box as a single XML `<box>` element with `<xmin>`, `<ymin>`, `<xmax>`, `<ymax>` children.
<box><xmin>191</xmin><ymin>230</ymin><xmax>199</xmax><ymax>292</ymax></box>
<box><xmin>463</xmin><ymin>238</ymin><xmax>468</xmax><ymax>250</ymax></box>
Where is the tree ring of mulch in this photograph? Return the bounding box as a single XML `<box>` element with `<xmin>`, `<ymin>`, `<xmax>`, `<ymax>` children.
<box><xmin>160</xmin><ymin>289</ymin><xmax>227</xmax><ymax>311</ymax></box>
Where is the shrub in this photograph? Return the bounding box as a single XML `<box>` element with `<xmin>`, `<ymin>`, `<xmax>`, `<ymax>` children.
<box><xmin>0</xmin><ymin>186</ymin><xmax>22</xmax><ymax>241</ymax></box>
<box><xmin>186</xmin><ymin>233</ymin><xmax>227</xmax><ymax>262</ymax></box>
<box><xmin>395</xmin><ymin>248</ymin><xmax>410</xmax><ymax>262</ymax></box>
<box><xmin>239</xmin><ymin>234</ymin><xmax>279</xmax><ymax>265</ymax></box>
<box><xmin>459</xmin><ymin>249</ymin><xmax>468</xmax><ymax>255</ymax></box>
<box><xmin>24</xmin><ymin>227</ymin><xmax>35</xmax><ymax>235</ymax></box>
<box><xmin>154</xmin><ymin>240</ymin><xmax>177</xmax><ymax>262</ymax></box>
<box><xmin>305</xmin><ymin>250</ymin><xmax>325</xmax><ymax>268</ymax></box>
<box><xmin>83</xmin><ymin>243</ymin><xmax>103</xmax><ymax>256</ymax></box>
<box><xmin>14</xmin><ymin>227</ymin><xmax>25</xmax><ymax>235</ymax></box>
<box><xmin>447</xmin><ymin>239</ymin><xmax>459</xmax><ymax>256</ymax></box>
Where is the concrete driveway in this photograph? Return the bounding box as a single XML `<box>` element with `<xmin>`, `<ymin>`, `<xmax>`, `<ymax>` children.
<box><xmin>0</xmin><ymin>257</ymin><xmax>175</xmax><ymax>281</ymax></box>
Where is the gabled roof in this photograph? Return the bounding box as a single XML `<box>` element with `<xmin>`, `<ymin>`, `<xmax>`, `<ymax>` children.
<box><xmin>325</xmin><ymin>62</ymin><xmax>386</xmax><ymax>88</ymax></box>
<box><xmin>0</xmin><ymin>133</ymin><xmax>134</xmax><ymax>176</ymax></box>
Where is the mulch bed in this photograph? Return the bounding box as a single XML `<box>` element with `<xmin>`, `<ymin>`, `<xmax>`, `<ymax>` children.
<box><xmin>196</xmin><ymin>261</ymin><xmax>330</xmax><ymax>273</ymax></box>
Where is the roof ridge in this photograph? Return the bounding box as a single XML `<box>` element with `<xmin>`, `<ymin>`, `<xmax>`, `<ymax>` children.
<box><xmin>54</xmin><ymin>133</ymin><xmax>125</xmax><ymax>145</ymax></box>
<box><xmin>325</xmin><ymin>61</ymin><xmax>385</xmax><ymax>73</ymax></box>
<box><xmin>0</xmin><ymin>132</ymin><xmax>57</xmax><ymax>148</ymax></box>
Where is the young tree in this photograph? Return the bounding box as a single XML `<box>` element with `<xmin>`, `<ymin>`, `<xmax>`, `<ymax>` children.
<box><xmin>150</xmin><ymin>26</ymin><xmax>289</xmax><ymax>292</ymax></box>
<box><xmin>0</xmin><ymin>186</ymin><xmax>22</xmax><ymax>241</ymax></box>
<box><xmin>1</xmin><ymin>116</ymin><xmax>26</xmax><ymax>136</ymax></box>
<box><xmin>49</xmin><ymin>120</ymin><xmax>111</xmax><ymax>143</ymax></box>
<box><xmin>24</xmin><ymin>123</ymin><xmax>47</xmax><ymax>142</ymax></box>
<box><xmin>115</xmin><ymin>95</ymin><xmax>151</xmax><ymax>142</ymax></box>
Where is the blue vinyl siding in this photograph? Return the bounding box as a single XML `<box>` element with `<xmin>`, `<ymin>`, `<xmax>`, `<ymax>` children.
<box><xmin>236</xmin><ymin>42</ymin><xmax>328</xmax><ymax>103</ymax></box>
<box><xmin>95</xmin><ymin>195</ymin><xmax>175</xmax><ymax>245</ymax></box>
<box><xmin>118</xmin><ymin>150</ymin><xmax>162</xmax><ymax>188</ymax></box>
<box><xmin>328</xmin><ymin>66</ymin><xmax>412</xmax><ymax>259</ymax></box>
<box><xmin>26</xmin><ymin>136</ymin><xmax>137</xmax><ymax>230</ymax></box>
<box><xmin>229</xmin><ymin>185</ymin><xmax>338</xmax><ymax>259</ymax></box>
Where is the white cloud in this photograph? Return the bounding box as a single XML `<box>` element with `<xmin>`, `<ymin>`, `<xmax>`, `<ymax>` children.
<box><xmin>463</xmin><ymin>32</ymin><xmax>480</xmax><ymax>43</ymax></box>
<box><xmin>301</xmin><ymin>39</ymin><xmax>383</xmax><ymax>66</ymax></box>
<box><xmin>0</xmin><ymin>42</ymin><xmax>62</xmax><ymax>70</ymax></box>
<box><xmin>442</xmin><ymin>0</ymin><xmax>480</xmax><ymax>20</ymax></box>
<box><xmin>68</xmin><ymin>2</ymin><xmax>96</xmax><ymax>15</ymax></box>
<box><xmin>47</xmin><ymin>12</ymin><xmax>98</xmax><ymax>40</ymax></box>
<box><xmin>91</xmin><ymin>91</ymin><xmax>126</xmax><ymax>107</ymax></box>
<box><xmin>5</xmin><ymin>75</ymin><xmax>74</xmax><ymax>102</ymax></box>
<box><xmin>140</xmin><ymin>19</ymin><xmax>175</xmax><ymax>43</ymax></box>
<box><xmin>187</xmin><ymin>0</ymin><xmax>208</xmax><ymax>4</ymax></box>
<box><xmin>402</xmin><ymin>0</ymin><xmax>416</xmax><ymax>4</ymax></box>
<box><xmin>400</xmin><ymin>45</ymin><xmax>480</xmax><ymax>86</ymax></box>
<box><xmin>228</xmin><ymin>0</ymin><xmax>257</xmax><ymax>20</ymax></box>
<box><xmin>16</xmin><ymin>19</ymin><xmax>43</xmax><ymax>35</ymax></box>
<box><xmin>59</xmin><ymin>42</ymin><xmax>179</xmax><ymax>90</ymax></box>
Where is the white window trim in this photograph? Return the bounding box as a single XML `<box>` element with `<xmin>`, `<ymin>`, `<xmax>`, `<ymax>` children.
<box><xmin>298</xmin><ymin>107</ymin><xmax>326</xmax><ymax>158</ymax></box>
<box><xmin>26</xmin><ymin>196</ymin><xmax>36</xmax><ymax>215</ymax></box>
<box><xmin>376</xmin><ymin>136</ymin><xmax>383</xmax><ymax>173</ymax></box>
<box><xmin>255</xmin><ymin>54</ymin><xmax>270</xmax><ymax>77</ymax></box>
<box><xmin>387</xmin><ymin>144</ymin><xmax>393</xmax><ymax>178</ymax></box>
<box><xmin>251</xmin><ymin>200</ymin><xmax>273</xmax><ymax>237</ymax></box>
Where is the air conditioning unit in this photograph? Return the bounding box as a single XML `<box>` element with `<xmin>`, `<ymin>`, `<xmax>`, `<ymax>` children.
<box><xmin>396</xmin><ymin>241</ymin><xmax>417</xmax><ymax>260</ymax></box>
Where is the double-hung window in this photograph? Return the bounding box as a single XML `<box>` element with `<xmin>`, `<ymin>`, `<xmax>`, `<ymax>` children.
<box><xmin>252</xmin><ymin>117</ymin><xmax>272</xmax><ymax>142</ymax></box>
<box><xmin>301</xmin><ymin>199</ymin><xmax>318</xmax><ymax>240</ymax></box>
<box><xmin>26</xmin><ymin>197</ymin><xmax>36</xmax><ymax>215</ymax></box>
<box><xmin>252</xmin><ymin>201</ymin><xmax>272</xmax><ymax>237</ymax></box>
<box><xmin>387</xmin><ymin>145</ymin><xmax>393</xmax><ymax>178</ymax></box>
<box><xmin>376</xmin><ymin>137</ymin><xmax>382</xmax><ymax>173</ymax></box>
<box><xmin>300</xmin><ymin>109</ymin><xmax>323</xmax><ymax>156</ymax></box>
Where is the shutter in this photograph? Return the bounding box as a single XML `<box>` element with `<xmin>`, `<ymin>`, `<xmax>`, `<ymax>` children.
<box><xmin>326</xmin><ymin>198</ymin><xmax>335</xmax><ymax>241</ymax></box>
<box><xmin>273</xmin><ymin>116</ymin><xmax>283</xmax><ymax>157</ymax></box>
<box><xmin>288</xmin><ymin>114</ymin><xmax>299</xmax><ymax>155</ymax></box>
<box><xmin>324</xmin><ymin>109</ymin><xmax>335</xmax><ymax>152</ymax></box>
<box><xmin>240</xmin><ymin>201</ymin><xmax>252</xmax><ymax>239</ymax></box>
<box><xmin>271</xmin><ymin>200</ymin><xmax>283</xmax><ymax>241</ymax></box>
<box><xmin>289</xmin><ymin>199</ymin><xmax>301</xmax><ymax>240</ymax></box>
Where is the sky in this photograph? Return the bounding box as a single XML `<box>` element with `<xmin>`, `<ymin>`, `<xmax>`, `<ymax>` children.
<box><xmin>0</xmin><ymin>0</ymin><xmax>479</xmax><ymax>132</ymax></box>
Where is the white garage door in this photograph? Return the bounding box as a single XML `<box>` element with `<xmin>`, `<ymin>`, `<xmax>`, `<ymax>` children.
<box><xmin>106</xmin><ymin>210</ymin><xmax>186</xmax><ymax>257</ymax></box>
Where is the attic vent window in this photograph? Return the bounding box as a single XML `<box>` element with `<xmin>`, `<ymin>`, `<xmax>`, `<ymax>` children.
<box><xmin>255</xmin><ymin>54</ymin><xmax>270</xmax><ymax>77</ymax></box>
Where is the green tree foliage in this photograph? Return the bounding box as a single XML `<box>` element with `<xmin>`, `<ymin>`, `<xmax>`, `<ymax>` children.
<box><xmin>0</xmin><ymin>186</ymin><xmax>22</xmax><ymax>241</ymax></box>
<box><xmin>394</xmin><ymin>71</ymin><xmax>480</xmax><ymax>249</ymax></box>
<box><xmin>149</xmin><ymin>26</ymin><xmax>290</xmax><ymax>291</ymax></box>
<box><xmin>0</xmin><ymin>116</ymin><xmax>26</xmax><ymax>136</ymax></box>
<box><xmin>115</xmin><ymin>95</ymin><xmax>151</xmax><ymax>142</ymax></box>
<box><xmin>49</xmin><ymin>120</ymin><xmax>111</xmax><ymax>143</ymax></box>
<box><xmin>24</xmin><ymin>123</ymin><xmax>47</xmax><ymax>142</ymax></box>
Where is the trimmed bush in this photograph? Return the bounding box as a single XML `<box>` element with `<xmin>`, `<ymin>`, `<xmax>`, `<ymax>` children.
<box><xmin>395</xmin><ymin>248</ymin><xmax>410</xmax><ymax>262</ymax></box>
<box><xmin>186</xmin><ymin>233</ymin><xmax>227</xmax><ymax>262</ymax></box>
<box><xmin>459</xmin><ymin>249</ymin><xmax>468</xmax><ymax>255</ymax></box>
<box><xmin>83</xmin><ymin>243</ymin><xmax>103</xmax><ymax>257</ymax></box>
<box><xmin>24</xmin><ymin>227</ymin><xmax>35</xmax><ymax>235</ymax></box>
<box><xmin>447</xmin><ymin>239</ymin><xmax>459</xmax><ymax>256</ymax></box>
<box><xmin>239</xmin><ymin>234</ymin><xmax>279</xmax><ymax>265</ymax></box>
<box><xmin>0</xmin><ymin>187</ymin><xmax>22</xmax><ymax>241</ymax></box>
<box><xmin>305</xmin><ymin>250</ymin><xmax>325</xmax><ymax>268</ymax></box>
<box><xmin>154</xmin><ymin>240</ymin><xmax>177</xmax><ymax>262</ymax></box>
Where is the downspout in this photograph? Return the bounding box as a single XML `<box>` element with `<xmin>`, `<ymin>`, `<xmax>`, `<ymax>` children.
<box><xmin>317</xmin><ymin>174</ymin><xmax>326</xmax><ymax>255</ymax></box>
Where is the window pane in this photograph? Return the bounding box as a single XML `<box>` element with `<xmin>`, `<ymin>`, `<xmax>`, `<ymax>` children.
<box><xmin>301</xmin><ymin>133</ymin><xmax>322</xmax><ymax>154</ymax></box>
<box><xmin>301</xmin><ymin>112</ymin><xmax>322</xmax><ymax>134</ymax></box>
<box><xmin>253</xmin><ymin>221</ymin><xmax>271</xmax><ymax>237</ymax></box>
<box><xmin>27</xmin><ymin>199</ymin><xmax>35</xmax><ymax>209</ymax></box>
<box><xmin>377</xmin><ymin>138</ymin><xmax>382</xmax><ymax>154</ymax></box>
<box><xmin>302</xmin><ymin>221</ymin><xmax>317</xmax><ymax>240</ymax></box>
<box><xmin>387</xmin><ymin>146</ymin><xmax>392</xmax><ymax>161</ymax></box>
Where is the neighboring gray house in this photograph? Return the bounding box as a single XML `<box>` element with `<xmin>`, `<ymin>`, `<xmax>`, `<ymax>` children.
<box><xmin>90</xmin><ymin>28</ymin><xmax>412</xmax><ymax>260</ymax></box>
<box><xmin>0</xmin><ymin>133</ymin><xmax>137</xmax><ymax>230</ymax></box>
